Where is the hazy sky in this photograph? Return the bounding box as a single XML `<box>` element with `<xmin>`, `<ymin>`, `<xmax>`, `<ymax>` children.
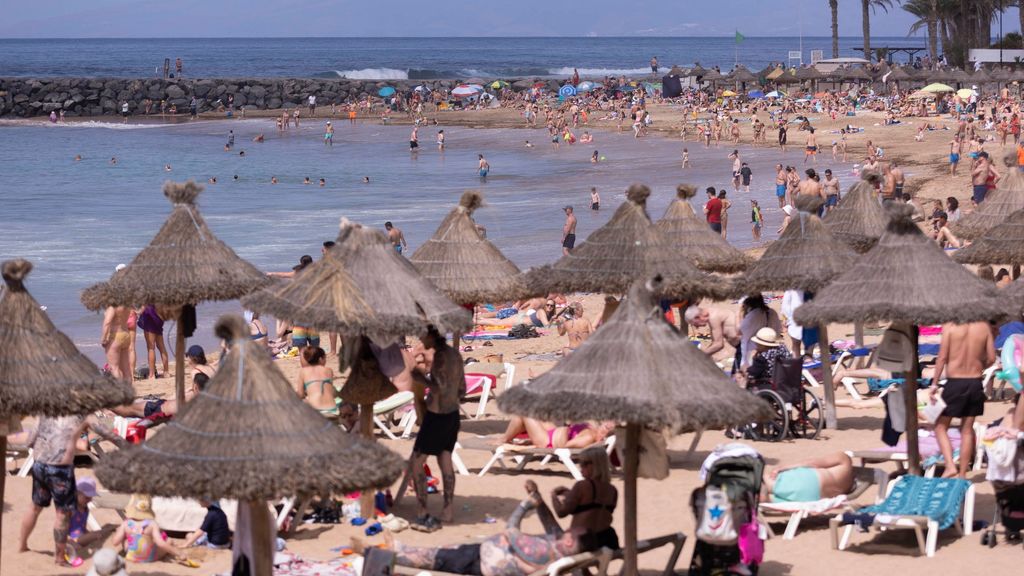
<box><xmin>0</xmin><ymin>0</ymin><xmax>1016</xmax><ymax>38</ymax></box>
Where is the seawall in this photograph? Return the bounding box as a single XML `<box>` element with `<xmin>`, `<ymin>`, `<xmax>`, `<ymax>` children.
<box><xmin>0</xmin><ymin>77</ymin><xmax>557</xmax><ymax>118</ymax></box>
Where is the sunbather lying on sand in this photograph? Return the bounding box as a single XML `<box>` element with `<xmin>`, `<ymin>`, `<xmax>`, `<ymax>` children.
<box><xmin>357</xmin><ymin>480</ymin><xmax>586</xmax><ymax>576</ymax></box>
<box><xmin>500</xmin><ymin>416</ymin><xmax>614</xmax><ymax>449</ymax></box>
<box><xmin>761</xmin><ymin>452</ymin><xmax>854</xmax><ymax>503</ymax></box>
<box><xmin>110</xmin><ymin>373</ymin><xmax>209</xmax><ymax>420</ymax></box>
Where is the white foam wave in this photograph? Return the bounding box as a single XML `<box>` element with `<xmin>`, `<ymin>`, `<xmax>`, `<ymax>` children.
<box><xmin>0</xmin><ymin>119</ymin><xmax>168</xmax><ymax>130</ymax></box>
<box><xmin>335</xmin><ymin>68</ymin><xmax>409</xmax><ymax>80</ymax></box>
<box><xmin>548</xmin><ymin>67</ymin><xmax>653</xmax><ymax>77</ymax></box>
<box><xmin>458</xmin><ymin>69</ymin><xmax>497</xmax><ymax>78</ymax></box>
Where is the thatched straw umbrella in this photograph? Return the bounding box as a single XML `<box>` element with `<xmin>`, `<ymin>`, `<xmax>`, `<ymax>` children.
<box><xmin>795</xmin><ymin>204</ymin><xmax>1005</xmax><ymax>474</ymax></box>
<box><xmin>654</xmin><ymin>185</ymin><xmax>752</xmax><ymax>273</ymax></box>
<box><xmin>971</xmin><ymin>68</ymin><xmax>992</xmax><ymax>86</ymax></box>
<box><xmin>1004</xmin><ymin>278</ymin><xmax>1024</xmax><ymax>314</ymax></box>
<box><xmin>81</xmin><ymin>181</ymin><xmax>270</xmax><ymax>405</ymax></box>
<box><xmin>0</xmin><ymin>259</ymin><xmax>134</xmax><ymax>571</ymax></box>
<box><xmin>499</xmin><ymin>276</ymin><xmax>771</xmax><ymax>576</ymax></box>
<box><xmin>409</xmin><ymin>191</ymin><xmax>528</xmax><ymax>304</ymax></box>
<box><xmin>954</xmin><ymin>207</ymin><xmax>1024</xmax><ymax>266</ymax></box>
<box><xmin>96</xmin><ymin>315</ymin><xmax>403</xmax><ymax>576</ymax></box>
<box><xmin>736</xmin><ymin>196</ymin><xmax>857</xmax><ymax>428</ymax></box>
<box><xmin>823</xmin><ymin>175</ymin><xmax>888</xmax><ymax>253</ymax></box>
<box><xmin>949</xmin><ymin>68</ymin><xmax>972</xmax><ymax>89</ymax></box>
<box><xmin>952</xmin><ymin>152</ymin><xmax>1024</xmax><ymax>241</ymax></box>
<box><xmin>526</xmin><ymin>184</ymin><xmax>726</xmax><ymax>300</ymax></box>
<box><xmin>688</xmin><ymin>65</ymin><xmax>707</xmax><ymax>78</ymax></box>
<box><xmin>729</xmin><ymin>65</ymin><xmax>758</xmax><ymax>91</ymax></box>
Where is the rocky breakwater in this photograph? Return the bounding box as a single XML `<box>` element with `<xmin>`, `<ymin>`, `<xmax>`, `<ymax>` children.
<box><xmin>0</xmin><ymin>77</ymin><xmax>561</xmax><ymax>118</ymax></box>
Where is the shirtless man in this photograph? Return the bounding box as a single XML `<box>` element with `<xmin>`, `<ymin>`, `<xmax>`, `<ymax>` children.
<box><xmin>950</xmin><ymin>136</ymin><xmax>963</xmax><ymax>176</ymax></box>
<box><xmin>971</xmin><ymin>152</ymin><xmax>999</xmax><ymax>205</ymax></box>
<box><xmin>822</xmin><ymin>169</ymin><xmax>840</xmax><ymax>212</ymax></box>
<box><xmin>555</xmin><ymin>302</ymin><xmax>593</xmax><ymax>355</ymax></box>
<box><xmin>384</xmin><ymin>221</ymin><xmax>407</xmax><ymax>255</ymax></box>
<box><xmin>774</xmin><ymin>164</ymin><xmax>787</xmax><ymax>208</ymax></box>
<box><xmin>101</xmin><ymin>304</ymin><xmax>133</xmax><ymax>382</ymax></box>
<box><xmin>684</xmin><ymin>305</ymin><xmax>740</xmax><ymax>360</ymax></box>
<box><xmin>18</xmin><ymin>415</ymin><xmax>125</xmax><ymax>566</ymax></box>
<box><xmin>891</xmin><ymin>160</ymin><xmax>906</xmax><ymax>199</ymax></box>
<box><xmin>410</xmin><ymin>326</ymin><xmax>466</xmax><ymax>528</ymax></box>
<box><xmin>729</xmin><ymin>150</ymin><xmax>742</xmax><ymax>192</ymax></box>
<box><xmin>410</xmin><ymin>125</ymin><xmax>419</xmax><ymax>152</ymax></box>
<box><xmin>478</xmin><ymin>154</ymin><xmax>490</xmax><ymax>179</ymax></box>
<box><xmin>929</xmin><ymin>321</ymin><xmax>995</xmax><ymax>478</ymax></box>
<box><xmin>561</xmin><ymin>206</ymin><xmax>577</xmax><ymax>256</ymax></box>
<box><xmin>804</xmin><ymin>128</ymin><xmax>818</xmax><ymax>165</ymax></box>
<box><xmin>785</xmin><ymin>166</ymin><xmax>800</xmax><ymax>206</ymax></box>
<box><xmin>881</xmin><ymin>162</ymin><xmax>897</xmax><ymax>203</ymax></box>
<box><xmin>796</xmin><ymin>169</ymin><xmax>824</xmax><ymax>202</ymax></box>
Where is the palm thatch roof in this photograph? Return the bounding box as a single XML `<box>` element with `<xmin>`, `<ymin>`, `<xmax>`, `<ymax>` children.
<box><xmin>0</xmin><ymin>260</ymin><xmax>134</xmax><ymax>416</ymax></box>
<box><xmin>729</xmin><ymin>66</ymin><xmax>758</xmax><ymax>83</ymax></box>
<box><xmin>94</xmin><ymin>315</ymin><xmax>404</xmax><ymax>500</ymax></box>
<box><xmin>953</xmin><ymin>207</ymin><xmax>1024</xmax><ymax>266</ymax></box>
<box><xmin>525</xmin><ymin>185</ymin><xmax>728</xmax><ymax>299</ymax></box>
<box><xmin>886</xmin><ymin>67</ymin><xmax>913</xmax><ymax>81</ymax></box>
<box><xmin>80</xmin><ymin>181</ymin><xmax>270</xmax><ymax>310</ymax></box>
<box><xmin>409</xmin><ymin>191</ymin><xmax>528</xmax><ymax>304</ymax></box>
<box><xmin>763</xmin><ymin>66</ymin><xmax>784</xmax><ymax>80</ymax></box>
<box><xmin>949</xmin><ymin>69</ymin><xmax>972</xmax><ymax>84</ymax></box>
<box><xmin>971</xmin><ymin>68</ymin><xmax>992</xmax><ymax>84</ymax></box>
<box><xmin>701</xmin><ymin>69</ymin><xmax>725</xmax><ymax>81</ymax></box>
<box><xmin>795</xmin><ymin>66</ymin><xmax>822</xmax><ymax>81</ymax></box>
<box><xmin>951</xmin><ymin>152</ymin><xmax>1024</xmax><ymax>240</ymax></box>
<box><xmin>927</xmin><ymin>69</ymin><xmax>954</xmax><ymax>83</ymax></box>
<box><xmin>498</xmin><ymin>276</ymin><xmax>772</xmax><ymax>432</ymax></box>
<box><xmin>688</xmin><ymin>65</ymin><xmax>707</xmax><ymax>78</ymax></box>
<box><xmin>1003</xmin><ymin>278</ymin><xmax>1024</xmax><ymax>314</ymax></box>
<box><xmin>242</xmin><ymin>219</ymin><xmax>471</xmax><ymax>342</ymax></box>
<box><xmin>654</xmin><ymin>185</ymin><xmax>752</xmax><ymax>273</ymax></box>
<box><xmin>736</xmin><ymin>195</ymin><xmax>856</xmax><ymax>294</ymax></box>
<box><xmin>823</xmin><ymin>175</ymin><xmax>888</xmax><ymax>253</ymax></box>
<box><xmin>794</xmin><ymin>204</ymin><xmax>1006</xmax><ymax>326</ymax></box>
<box><xmin>842</xmin><ymin>67</ymin><xmax>871</xmax><ymax>81</ymax></box>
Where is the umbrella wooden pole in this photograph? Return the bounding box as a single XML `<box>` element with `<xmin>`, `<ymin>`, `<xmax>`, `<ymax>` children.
<box><xmin>175</xmin><ymin>309</ymin><xmax>185</xmax><ymax>406</ymax></box>
<box><xmin>359</xmin><ymin>405</ymin><xmax>375</xmax><ymax>519</ymax></box>
<box><xmin>904</xmin><ymin>325</ymin><xmax>922</xmax><ymax>476</ymax></box>
<box><xmin>819</xmin><ymin>323</ymin><xmax>838</xmax><ymax>429</ymax></box>
<box><xmin>0</xmin><ymin>436</ymin><xmax>5</xmax><ymax>574</ymax></box>
<box><xmin>623</xmin><ymin>423</ymin><xmax>639</xmax><ymax>576</ymax></box>
<box><xmin>854</xmin><ymin>322</ymin><xmax>864</xmax><ymax>347</ymax></box>
<box><xmin>246</xmin><ymin>500</ymin><xmax>273</xmax><ymax>576</ymax></box>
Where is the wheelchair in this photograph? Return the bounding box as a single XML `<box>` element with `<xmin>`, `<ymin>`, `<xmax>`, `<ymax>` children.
<box><xmin>745</xmin><ymin>357</ymin><xmax>824</xmax><ymax>442</ymax></box>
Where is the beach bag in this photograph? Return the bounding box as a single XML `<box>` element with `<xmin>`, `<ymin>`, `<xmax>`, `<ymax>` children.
<box><xmin>614</xmin><ymin>427</ymin><xmax>669</xmax><ymax>480</ymax></box>
<box><xmin>507</xmin><ymin>324</ymin><xmax>540</xmax><ymax>339</ymax></box>
<box><xmin>695</xmin><ymin>485</ymin><xmax>738</xmax><ymax>545</ymax></box>
<box><xmin>737</xmin><ymin>512</ymin><xmax>765</xmax><ymax>564</ymax></box>
<box><xmin>875</xmin><ymin>323</ymin><xmax>914</xmax><ymax>372</ymax></box>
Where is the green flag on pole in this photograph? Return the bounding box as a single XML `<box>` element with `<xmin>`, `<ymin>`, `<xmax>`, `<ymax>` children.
<box><xmin>735</xmin><ymin>30</ymin><xmax>745</xmax><ymax>43</ymax></box>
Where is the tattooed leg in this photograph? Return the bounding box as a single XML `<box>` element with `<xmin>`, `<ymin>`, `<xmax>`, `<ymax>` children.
<box><xmin>439</xmin><ymin>451</ymin><xmax>456</xmax><ymax>523</ymax></box>
<box><xmin>411</xmin><ymin>452</ymin><xmax>429</xmax><ymax>516</ymax></box>
<box><xmin>394</xmin><ymin>541</ymin><xmax>439</xmax><ymax>569</ymax></box>
<box><xmin>53</xmin><ymin>509</ymin><xmax>70</xmax><ymax>565</ymax></box>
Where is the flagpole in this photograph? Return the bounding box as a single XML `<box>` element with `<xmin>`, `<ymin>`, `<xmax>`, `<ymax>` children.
<box><xmin>735</xmin><ymin>30</ymin><xmax>738</xmax><ymax>68</ymax></box>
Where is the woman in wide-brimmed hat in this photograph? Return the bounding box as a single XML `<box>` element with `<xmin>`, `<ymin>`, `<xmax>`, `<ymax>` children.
<box><xmin>746</xmin><ymin>327</ymin><xmax>793</xmax><ymax>388</ymax></box>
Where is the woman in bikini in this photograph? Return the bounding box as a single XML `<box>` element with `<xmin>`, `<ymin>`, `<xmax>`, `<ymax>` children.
<box><xmin>136</xmin><ymin>304</ymin><xmax>169</xmax><ymax>380</ymax></box>
<box><xmin>295</xmin><ymin>346</ymin><xmax>339</xmax><ymax>418</ymax></box>
<box><xmin>550</xmin><ymin>446</ymin><xmax>619</xmax><ymax>551</ymax></box>
<box><xmin>500</xmin><ymin>417</ymin><xmax>614</xmax><ymax>449</ymax></box>
<box><xmin>246</xmin><ymin>310</ymin><xmax>268</xmax><ymax>348</ymax></box>
<box><xmin>185</xmin><ymin>345</ymin><xmax>216</xmax><ymax>380</ymax></box>
<box><xmin>101</xmin><ymin>305</ymin><xmax>133</xmax><ymax>383</ymax></box>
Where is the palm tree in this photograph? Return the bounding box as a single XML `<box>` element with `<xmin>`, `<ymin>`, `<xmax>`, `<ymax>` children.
<box><xmin>830</xmin><ymin>0</ymin><xmax>840</xmax><ymax>58</ymax></box>
<box><xmin>903</xmin><ymin>0</ymin><xmax>941</xmax><ymax>61</ymax></box>
<box><xmin>862</xmin><ymin>0</ymin><xmax>894</xmax><ymax>61</ymax></box>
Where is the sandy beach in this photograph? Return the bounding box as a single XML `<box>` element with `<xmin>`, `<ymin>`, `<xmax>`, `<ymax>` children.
<box><xmin>5</xmin><ymin>90</ymin><xmax>1022</xmax><ymax>576</ymax></box>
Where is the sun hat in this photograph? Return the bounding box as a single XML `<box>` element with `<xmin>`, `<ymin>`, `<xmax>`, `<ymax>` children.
<box><xmin>76</xmin><ymin>477</ymin><xmax>97</xmax><ymax>498</ymax></box>
<box><xmin>125</xmin><ymin>494</ymin><xmax>155</xmax><ymax>520</ymax></box>
<box><xmin>750</xmin><ymin>327</ymin><xmax>782</xmax><ymax>347</ymax></box>
<box><xmin>86</xmin><ymin>548</ymin><xmax>127</xmax><ymax>576</ymax></box>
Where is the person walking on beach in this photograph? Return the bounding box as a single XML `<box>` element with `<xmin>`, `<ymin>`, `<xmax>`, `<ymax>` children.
<box><xmin>121</xmin><ymin>101</ymin><xmax>129</xmax><ymax>124</ymax></box>
<box><xmin>410</xmin><ymin>326</ymin><xmax>465</xmax><ymax>528</ymax></box>
<box><xmin>324</xmin><ymin>121</ymin><xmax>334</xmax><ymax>146</ymax></box>
<box><xmin>751</xmin><ymin>199</ymin><xmax>763</xmax><ymax>242</ymax></box>
<box><xmin>729</xmin><ymin>150</ymin><xmax>742</xmax><ymax>192</ymax></box>
<box><xmin>590</xmin><ymin>187</ymin><xmax>600</xmax><ymax>211</ymax></box>
<box><xmin>562</xmin><ymin>206</ymin><xmax>577</xmax><ymax>255</ymax></box>
<box><xmin>650</xmin><ymin>56</ymin><xmax>658</xmax><ymax>75</ymax></box>
<box><xmin>18</xmin><ymin>415</ymin><xmax>124</xmax><ymax>566</ymax></box>
<box><xmin>101</xmin><ymin>302</ymin><xmax>133</xmax><ymax>383</ymax></box>
<box><xmin>929</xmin><ymin>321</ymin><xmax>994</xmax><ymax>478</ymax></box>
<box><xmin>704</xmin><ymin>187</ymin><xmax>723</xmax><ymax>235</ymax></box>
<box><xmin>189</xmin><ymin>96</ymin><xmax>197</xmax><ymax>120</ymax></box>
<box><xmin>950</xmin><ymin>136</ymin><xmax>962</xmax><ymax>176</ymax></box>
<box><xmin>971</xmin><ymin>151</ymin><xmax>999</xmax><ymax>205</ymax></box>
<box><xmin>774</xmin><ymin>164</ymin><xmax>787</xmax><ymax>208</ymax></box>
<box><xmin>437</xmin><ymin>129</ymin><xmax>445</xmax><ymax>151</ymax></box>
<box><xmin>822</xmin><ymin>169</ymin><xmax>840</xmax><ymax>213</ymax></box>
<box><xmin>740</xmin><ymin>162</ymin><xmax>753</xmax><ymax>193</ymax></box>
<box><xmin>778</xmin><ymin>121</ymin><xmax>788</xmax><ymax>152</ymax></box>
<box><xmin>410</xmin><ymin>125</ymin><xmax>419</xmax><ymax>152</ymax></box>
<box><xmin>478</xmin><ymin>154</ymin><xmax>490</xmax><ymax>180</ymax></box>
<box><xmin>804</xmin><ymin>128</ymin><xmax>817</xmax><ymax>165</ymax></box>
<box><xmin>385</xmin><ymin>222</ymin><xmax>408</xmax><ymax>255</ymax></box>
<box><xmin>308</xmin><ymin>94</ymin><xmax>316</xmax><ymax>117</ymax></box>
<box><xmin>717</xmin><ymin>190</ymin><xmax>732</xmax><ymax>240</ymax></box>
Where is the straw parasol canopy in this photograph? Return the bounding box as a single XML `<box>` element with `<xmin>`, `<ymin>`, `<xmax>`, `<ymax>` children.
<box><xmin>952</xmin><ymin>152</ymin><xmax>1024</xmax><ymax>240</ymax></box>
<box><xmin>886</xmin><ymin>67</ymin><xmax>913</xmax><ymax>82</ymax></box>
<box><xmin>409</xmin><ymin>191</ymin><xmax>528</xmax><ymax>304</ymax></box>
<box><xmin>764</xmin><ymin>66</ymin><xmax>784</xmax><ymax>80</ymax></box>
<box><xmin>701</xmin><ymin>68</ymin><xmax>725</xmax><ymax>81</ymax></box>
<box><xmin>949</xmin><ymin>68</ymin><xmax>972</xmax><ymax>86</ymax></box>
<box><xmin>654</xmin><ymin>185</ymin><xmax>752</xmax><ymax>273</ymax></box>
<box><xmin>926</xmin><ymin>68</ymin><xmax>954</xmax><ymax>83</ymax></box>
<box><xmin>1003</xmin><ymin>279</ymin><xmax>1024</xmax><ymax>314</ymax></box>
<box><xmin>795</xmin><ymin>203</ymin><xmax>1005</xmax><ymax>327</ymax></box>
<box><xmin>953</xmin><ymin>206</ymin><xmax>1024</xmax><ymax>266</ymax></box>
<box><xmin>688</xmin><ymin>65</ymin><xmax>707</xmax><ymax>78</ymax></box>
<box><xmin>80</xmin><ymin>181</ymin><xmax>269</xmax><ymax>310</ymax></box>
<box><xmin>729</xmin><ymin>66</ymin><xmax>758</xmax><ymax>83</ymax></box>
<box><xmin>499</xmin><ymin>275</ymin><xmax>771</xmax><ymax>576</ymax></box>
<box><xmin>971</xmin><ymin>68</ymin><xmax>992</xmax><ymax>85</ymax></box>
<box><xmin>842</xmin><ymin>67</ymin><xmax>872</xmax><ymax>82</ymax></box>
<box><xmin>525</xmin><ymin>184</ymin><xmax>727</xmax><ymax>299</ymax></box>
<box><xmin>823</xmin><ymin>175</ymin><xmax>888</xmax><ymax>253</ymax></box>
<box><xmin>0</xmin><ymin>259</ymin><xmax>134</xmax><ymax>416</ymax></box>
<box><xmin>795</xmin><ymin>66</ymin><xmax>823</xmax><ymax>81</ymax></box>
<box><xmin>96</xmin><ymin>314</ymin><xmax>403</xmax><ymax>576</ymax></box>
<box><xmin>736</xmin><ymin>195</ymin><xmax>856</xmax><ymax>294</ymax></box>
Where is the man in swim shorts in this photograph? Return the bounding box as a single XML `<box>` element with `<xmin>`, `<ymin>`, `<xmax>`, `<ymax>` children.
<box><xmin>774</xmin><ymin>164</ymin><xmax>787</xmax><ymax>208</ymax></box>
<box><xmin>763</xmin><ymin>452</ymin><xmax>854</xmax><ymax>503</ymax></box>
<box><xmin>385</xmin><ymin>221</ymin><xmax>407</xmax><ymax>255</ymax></box>
<box><xmin>561</xmin><ymin>206</ymin><xmax>577</xmax><ymax>256</ymax></box>
<box><xmin>929</xmin><ymin>321</ymin><xmax>994</xmax><ymax>478</ymax></box>
<box><xmin>410</xmin><ymin>126</ymin><xmax>419</xmax><ymax>151</ymax></box>
<box><xmin>971</xmin><ymin>151</ymin><xmax>998</xmax><ymax>205</ymax></box>
<box><xmin>324</xmin><ymin>121</ymin><xmax>333</xmax><ymax>146</ymax></box>
<box><xmin>478</xmin><ymin>154</ymin><xmax>490</xmax><ymax>179</ymax></box>
<box><xmin>949</xmin><ymin>136</ymin><xmax>962</xmax><ymax>176</ymax></box>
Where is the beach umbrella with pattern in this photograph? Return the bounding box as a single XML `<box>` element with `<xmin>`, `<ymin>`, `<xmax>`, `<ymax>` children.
<box><xmin>377</xmin><ymin>86</ymin><xmax>396</xmax><ymax>98</ymax></box>
<box><xmin>823</xmin><ymin>175</ymin><xmax>888</xmax><ymax>253</ymax></box>
<box><xmin>0</xmin><ymin>259</ymin><xmax>135</xmax><ymax>572</ymax></box>
<box><xmin>952</xmin><ymin>152</ymin><xmax>1024</xmax><ymax>241</ymax></box>
<box><xmin>525</xmin><ymin>184</ymin><xmax>728</xmax><ymax>300</ymax></box>
<box><xmin>735</xmin><ymin>195</ymin><xmax>858</xmax><ymax>428</ymax></box>
<box><xmin>795</xmin><ymin>203</ymin><xmax>1005</xmax><ymax>474</ymax></box>
<box><xmin>96</xmin><ymin>314</ymin><xmax>404</xmax><ymax>576</ymax></box>
<box><xmin>409</xmin><ymin>191</ymin><xmax>528</xmax><ymax>305</ymax></box>
<box><xmin>80</xmin><ymin>181</ymin><xmax>270</xmax><ymax>406</ymax></box>
<box><xmin>499</xmin><ymin>275</ymin><xmax>771</xmax><ymax>576</ymax></box>
<box><xmin>654</xmin><ymin>184</ymin><xmax>752</xmax><ymax>273</ymax></box>
<box><xmin>576</xmin><ymin>81</ymin><xmax>596</xmax><ymax>92</ymax></box>
<box><xmin>451</xmin><ymin>85</ymin><xmax>481</xmax><ymax>98</ymax></box>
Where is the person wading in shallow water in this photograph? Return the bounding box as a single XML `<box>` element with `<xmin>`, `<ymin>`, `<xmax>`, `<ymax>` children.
<box><xmin>561</xmin><ymin>206</ymin><xmax>577</xmax><ymax>256</ymax></box>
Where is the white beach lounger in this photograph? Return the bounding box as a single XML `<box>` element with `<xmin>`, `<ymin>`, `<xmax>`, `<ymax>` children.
<box><xmin>759</xmin><ymin>466</ymin><xmax>888</xmax><ymax>540</ymax></box>
<box><xmin>477</xmin><ymin>435</ymin><xmax>616</xmax><ymax>481</ymax></box>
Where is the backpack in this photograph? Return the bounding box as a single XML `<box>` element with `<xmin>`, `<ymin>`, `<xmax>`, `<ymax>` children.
<box><xmin>507</xmin><ymin>324</ymin><xmax>540</xmax><ymax>339</ymax></box>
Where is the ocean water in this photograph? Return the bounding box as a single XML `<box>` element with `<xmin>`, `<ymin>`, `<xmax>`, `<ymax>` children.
<box><xmin>0</xmin><ymin>116</ymin><xmax>845</xmax><ymax>364</ymax></box>
<box><xmin>0</xmin><ymin>37</ymin><xmax>925</xmax><ymax>79</ymax></box>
